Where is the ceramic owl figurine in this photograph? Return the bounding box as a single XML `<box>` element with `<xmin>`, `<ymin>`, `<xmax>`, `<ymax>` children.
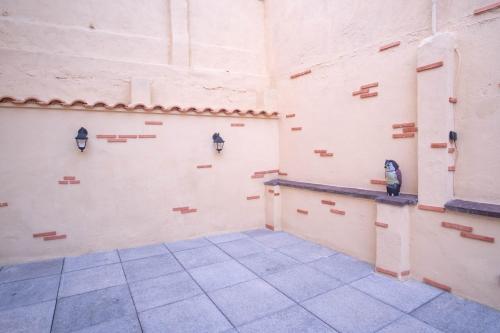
<box><xmin>384</xmin><ymin>160</ymin><xmax>402</xmax><ymax>196</ymax></box>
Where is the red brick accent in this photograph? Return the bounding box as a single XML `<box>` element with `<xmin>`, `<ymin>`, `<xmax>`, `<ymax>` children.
<box><xmin>473</xmin><ymin>2</ymin><xmax>500</xmax><ymax>15</ymax></box>
<box><xmin>197</xmin><ymin>164</ymin><xmax>212</xmax><ymax>169</ymax></box>
<box><xmin>393</xmin><ymin>133</ymin><xmax>415</xmax><ymax>139</ymax></box>
<box><xmin>418</xmin><ymin>204</ymin><xmax>445</xmax><ymax>213</ymax></box>
<box><xmin>69</xmin><ymin>180</ymin><xmax>80</xmax><ymax>184</ymax></box>
<box><xmin>278</xmin><ymin>172</ymin><xmax>288</xmax><ymax>176</ymax></box>
<box><xmin>360</xmin><ymin>92</ymin><xmax>378</xmax><ymax>99</ymax></box>
<box><xmin>254</xmin><ymin>170</ymin><xmax>280</xmax><ymax>175</ymax></box>
<box><xmin>138</xmin><ymin>134</ymin><xmax>156</xmax><ymax>139</ymax></box>
<box><xmin>375</xmin><ymin>221</ymin><xmax>388</xmax><ymax>228</ymax></box>
<box><xmin>108</xmin><ymin>138</ymin><xmax>127</xmax><ymax>143</ymax></box>
<box><xmin>181</xmin><ymin>208</ymin><xmax>197</xmax><ymax>214</ymax></box>
<box><xmin>352</xmin><ymin>88</ymin><xmax>369</xmax><ymax>96</ymax></box>
<box><xmin>173</xmin><ymin>207</ymin><xmax>189</xmax><ymax>212</ymax></box>
<box><xmin>44</xmin><ymin>234</ymin><xmax>67</xmax><ymax>241</ymax></box>
<box><xmin>416</xmin><ymin>61</ymin><xmax>444</xmax><ymax>73</ymax></box>
<box><xmin>58</xmin><ymin>180</ymin><xmax>68</xmax><ymax>185</ymax></box>
<box><xmin>274</xmin><ymin>193</ymin><xmax>280</xmax><ymax>197</ymax></box>
<box><xmin>63</xmin><ymin>176</ymin><xmax>75</xmax><ymax>181</ymax></box>
<box><xmin>251</xmin><ymin>174</ymin><xmax>264</xmax><ymax>179</ymax></box>
<box><xmin>330</xmin><ymin>208</ymin><xmax>346</xmax><ymax>215</ymax></box>
<box><xmin>265</xmin><ymin>224</ymin><xmax>275</xmax><ymax>231</ymax></box>
<box><xmin>118</xmin><ymin>135</ymin><xmax>138</xmax><ymax>139</ymax></box>
<box><xmin>448</xmin><ymin>166</ymin><xmax>456</xmax><ymax>172</ymax></box>
<box><xmin>0</xmin><ymin>202</ymin><xmax>8</xmax><ymax>207</ymax></box>
<box><xmin>376</xmin><ymin>267</ymin><xmax>398</xmax><ymax>277</ymax></box>
<box><xmin>402</xmin><ymin>127</ymin><xmax>418</xmax><ymax>133</ymax></box>
<box><xmin>290</xmin><ymin>69</ymin><xmax>312</xmax><ymax>79</ymax></box>
<box><xmin>291</xmin><ymin>127</ymin><xmax>302</xmax><ymax>131</ymax></box>
<box><xmin>423</xmin><ymin>277</ymin><xmax>451</xmax><ymax>292</ymax></box>
<box><xmin>314</xmin><ymin>149</ymin><xmax>327</xmax><ymax>154</ymax></box>
<box><xmin>361</xmin><ymin>82</ymin><xmax>379</xmax><ymax>89</ymax></box>
<box><xmin>297</xmin><ymin>209</ymin><xmax>308</xmax><ymax>215</ymax></box>
<box><xmin>96</xmin><ymin>135</ymin><xmax>116</xmax><ymax>139</ymax></box>
<box><xmin>460</xmin><ymin>232</ymin><xmax>495</xmax><ymax>243</ymax></box>
<box><xmin>320</xmin><ymin>153</ymin><xmax>333</xmax><ymax>157</ymax></box>
<box><xmin>370</xmin><ymin>179</ymin><xmax>387</xmax><ymax>185</ymax></box>
<box><xmin>145</xmin><ymin>121</ymin><xmax>163</xmax><ymax>125</ymax></box>
<box><xmin>285</xmin><ymin>114</ymin><xmax>296</xmax><ymax>118</ymax></box>
<box><xmin>441</xmin><ymin>221</ymin><xmax>473</xmax><ymax>233</ymax></box>
<box><xmin>449</xmin><ymin>97</ymin><xmax>458</xmax><ymax>104</ymax></box>
<box><xmin>231</xmin><ymin>123</ymin><xmax>245</xmax><ymax>127</ymax></box>
<box><xmin>379</xmin><ymin>41</ymin><xmax>401</xmax><ymax>52</ymax></box>
<box><xmin>448</xmin><ymin>148</ymin><xmax>455</xmax><ymax>153</ymax></box>
<box><xmin>321</xmin><ymin>199</ymin><xmax>336</xmax><ymax>206</ymax></box>
<box><xmin>401</xmin><ymin>270</ymin><xmax>411</xmax><ymax>277</ymax></box>
<box><xmin>33</xmin><ymin>231</ymin><xmax>57</xmax><ymax>238</ymax></box>
<box><xmin>392</xmin><ymin>122</ymin><xmax>415</xmax><ymax>129</ymax></box>
<box><xmin>246</xmin><ymin>195</ymin><xmax>260</xmax><ymax>200</ymax></box>
<box><xmin>430</xmin><ymin>143</ymin><xmax>447</xmax><ymax>148</ymax></box>
<box><xmin>268</xmin><ymin>189</ymin><xmax>275</xmax><ymax>194</ymax></box>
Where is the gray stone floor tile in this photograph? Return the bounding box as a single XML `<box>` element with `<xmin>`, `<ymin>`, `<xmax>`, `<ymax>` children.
<box><xmin>189</xmin><ymin>260</ymin><xmax>257</xmax><ymax>292</ymax></box>
<box><xmin>302</xmin><ymin>285</ymin><xmax>403</xmax><ymax>333</ymax></box>
<box><xmin>237</xmin><ymin>305</ymin><xmax>337</xmax><ymax>333</ymax></box>
<box><xmin>238</xmin><ymin>250</ymin><xmax>299</xmax><ymax>276</ymax></box>
<box><xmin>64</xmin><ymin>250</ymin><xmax>120</xmax><ymax>273</ymax></box>
<box><xmin>351</xmin><ymin>274</ymin><xmax>443</xmax><ymax>313</ymax></box>
<box><xmin>243</xmin><ymin>228</ymin><xmax>274</xmax><ymax>238</ymax></box>
<box><xmin>0</xmin><ymin>275</ymin><xmax>59</xmax><ymax>311</ymax></box>
<box><xmin>129</xmin><ymin>271</ymin><xmax>202</xmax><ymax>312</ymax></box>
<box><xmin>139</xmin><ymin>294</ymin><xmax>232</xmax><ymax>333</ymax></box>
<box><xmin>206</xmin><ymin>232</ymin><xmax>249</xmax><ymax>244</ymax></box>
<box><xmin>217</xmin><ymin>238</ymin><xmax>268</xmax><ymax>258</ymax></box>
<box><xmin>173</xmin><ymin>245</ymin><xmax>231</xmax><ymax>269</ymax></box>
<box><xmin>0</xmin><ymin>300</ymin><xmax>55</xmax><ymax>333</ymax></box>
<box><xmin>73</xmin><ymin>314</ymin><xmax>142</xmax><ymax>333</ymax></box>
<box><xmin>208</xmin><ymin>278</ymin><xmax>294</xmax><ymax>326</ymax></box>
<box><xmin>122</xmin><ymin>254</ymin><xmax>183</xmax><ymax>282</ymax></box>
<box><xmin>165</xmin><ymin>237</ymin><xmax>212</xmax><ymax>252</ymax></box>
<box><xmin>309</xmin><ymin>253</ymin><xmax>373</xmax><ymax>283</ymax></box>
<box><xmin>411</xmin><ymin>292</ymin><xmax>500</xmax><ymax>333</ymax></box>
<box><xmin>278</xmin><ymin>241</ymin><xmax>336</xmax><ymax>263</ymax></box>
<box><xmin>0</xmin><ymin>258</ymin><xmax>62</xmax><ymax>284</ymax></box>
<box><xmin>254</xmin><ymin>232</ymin><xmax>303</xmax><ymax>248</ymax></box>
<box><xmin>118</xmin><ymin>244</ymin><xmax>168</xmax><ymax>262</ymax></box>
<box><xmin>378</xmin><ymin>315</ymin><xmax>443</xmax><ymax>333</ymax></box>
<box><xmin>263</xmin><ymin>264</ymin><xmax>342</xmax><ymax>302</ymax></box>
<box><xmin>58</xmin><ymin>263</ymin><xmax>126</xmax><ymax>298</ymax></box>
<box><xmin>52</xmin><ymin>285</ymin><xmax>136</xmax><ymax>333</ymax></box>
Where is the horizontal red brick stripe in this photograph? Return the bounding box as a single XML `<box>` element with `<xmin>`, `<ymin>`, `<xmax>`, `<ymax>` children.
<box><xmin>448</xmin><ymin>148</ymin><xmax>455</xmax><ymax>153</ymax></box>
<box><xmin>441</xmin><ymin>221</ymin><xmax>473</xmax><ymax>233</ymax></box>
<box><xmin>393</xmin><ymin>133</ymin><xmax>415</xmax><ymax>139</ymax></box>
<box><xmin>274</xmin><ymin>193</ymin><xmax>280</xmax><ymax>197</ymax></box>
<box><xmin>460</xmin><ymin>232</ymin><xmax>495</xmax><ymax>243</ymax></box>
<box><xmin>278</xmin><ymin>172</ymin><xmax>288</xmax><ymax>176</ymax></box>
<box><xmin>375</xmin><ymin>221</ymin><xmax>388</xmax><ymax>228</ymax></box>
<box><xmin>44</xmin><ymin>234</ymin><xmax>67</xmax><ymax>241</ymax></box>
<box><xmin>246</xmin><ymin>195</ymin><xmax>260</xmax><ymax>200</ymax></box>
<box><xmin>360</xmin><ymin>92</ymin><xmax>378</xmax><ymax>98</ymax></box>
<box><xmin>197</xmin><ymin>165</ymin><xmax>212</xmax><ymax>169</ymax></box>
<box><xmin>449</xmin><ymin>97</ymin><xmax>457</xmax><ymax>104</ymax></box>
<box><xmin>314</xmin><ymin>149</ymin><xmax>327</xmax><ymax>154</ymax></box>
<box><xmin>473</xmin><ymin>2</ymin><xmax>500</xmax><ymax>15</ymax></box>
<box><xmin>291</xmin><ymin>127</ymin><xmax>302</xmax><ymax>131</ymax></box>
<box><xmin>290</xmin><ymin>69</ymin><xmax>312</xmax><ymax>79</ymax></box>
<box><xmin>254</xmin><ymin>170</ymin><xmax>280</xmax><ymax>175</ymax></box>
<box><xmin>321</xmin><ymin>200</ymin><xmax>336</xmax><ymax>206</ymax></box>
<box><xmin>58</xmin><ymin>181</ymin><xmax>68</xmax><ymax>185</ymax></box>
<box><xmin>0</xmin><ymin>202</ymin><xmax>8</xmax><ymax>207</ymax></box>
<box><xmin>320</xmin><ymin>153</ymin><xmax>333</xmax><ymax>157</ymax></box>
<box><xmin>119</xmin><ymin>135</ymin><xmax>138</xmax><ymax>139</ymax></box>
<box><xmin>265</xmin><ymin>224</ymin><xmax>275</xmax><ymax>231</ymax></box>
<box><xmin>401</xmin><ymin>270</ymin><xmax>410</xmax><ymax>277</ymax></box>
<box><xmin>448</xmin><ymin>166</ymin><xmax>456</xmax><ymax>172</ymax></box>
<box><xmin>352</xmin><ymin>89</ymin><xmax>369</xmax><ymax>96</ymax></box>
<box><xmin>371</xmin><ymin>179</ymin><xmax>387</xmax><ymax>185</ymax></box>
<box><xmin>231</xmin><ymin>123</ymin><xmax>245</xmax><ymax>127</ymax></box>
<box><xmin>418</xmin><ymin>204</ymin><xmax>445</xmax><ymax>213</ymax></box>
<box><xmin>145</xmin><ymin>121</ymin><xmax>163</xmax><ymax>125</ymax></box>
<box><xmin>330</xmin><ymin>208</ymin><xmax>346</xmax><ymax>215</ymax></box>
<box><xmin>285</xmin><ymin>114</ymin><xmax>296</xmax><ymax>118</ymax></box>
<box><xmin>417</xmin><ymin>61</ymin><xmax>444</xmax><ymax>73</ymax></box>
<box><xmin>392</xmin><ymin>122</ymin><xmax>415</xmax><ymax>129</ymax></box>
<box><xmin>251</xmin><ymin>174</ymin><xmax>264</xmax><ymax>179</ymax></box>
<box><xmin>379</xmin><ymin>41</ymin><xmax>401</xmax><ymax>52</ymax></box>
<box><xmin>361</xmin><ymin>82</ymin><xmax>379</xmax><ymax>89</ymax></box>
<box><xmin>430</xmin><ymin>143</ymin><xmax>447</xmax><ymax>148</ymax></box>
<box><xmin>33</xmin><ymin>231</ymin><xmax>57</xmax><ymax>238</ymax></box>
<box><xmin>138</xmin><ymin>135</ymin><xmax>156</xmax><ymax>139</ymax></box>
<box><xmin>423</xmin><ymin>277</ymin><xmax>451</xmax><ymax>292</ymax></box>
<box><xmin>69</xmin><ymin>180</ymin><xmax>80</xmax><ymax>184</ymax></box>
<box><xmin>108</xmin><ymin>138</ymin><xmax>127</xmax><ymax>143</ymax></box>
<box><xmin>181</xmin><ymin>208</ymin><xmax>197</xmax><ymax>214</ymax></box>
<box><xmin>268</xmin><ymin>189</ymin><xmax>275</xmax><ymax>194</ymax></box>
<box><xmin>297</xmin><ymin>209</ymin><xmax>308</xmax><ymax>215</ymax></box>
<box><xmin>402</xmin><ymin>127</ymin><xmax>418</xmax><ymax>133</ymax></box>
<box><xmin>63</xmin><ymin>176</ymin><xmax>75</xmax><ymax>181</ymax></box>
<box><xmin>376</xmin><ymin>267</ymin><xmax>398</xmax><ymax>277</ymax></box>
<box><xmin>96</xmin><ymin>135</ymin><xmax>116</xmax><ymax>139</ymax></box>
<box><xmin>173</xmin><ymin>207</ymin><xmax>189</xmax><ymax>212</ymax></box>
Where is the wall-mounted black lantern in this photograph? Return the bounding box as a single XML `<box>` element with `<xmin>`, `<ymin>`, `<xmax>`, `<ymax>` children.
<box><xmin>75</xmin><ymin>127</ymin><xmax>88</xmax><ymax>152</ymax></box>
<box><xmin>212</xmin><ymin>132</ymin><xmax>224</xmax><ymax>153</ymax></box>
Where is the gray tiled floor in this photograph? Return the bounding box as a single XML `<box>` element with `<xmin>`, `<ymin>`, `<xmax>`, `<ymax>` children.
<box><xmin>1</xmin><ymin>229</ymin><xmax>500</xmax><ymax>333</ymax></box>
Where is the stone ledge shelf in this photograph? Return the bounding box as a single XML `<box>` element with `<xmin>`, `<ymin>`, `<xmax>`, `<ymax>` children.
<box><xmin>445</xmin><ymin>199</ymin><xmax>500</xmax><ymax>219</ymax></box>
<box><xmin>264</xmin><ymin>179</ymin><xmax>418</xmax><ymax>206</ymax></box>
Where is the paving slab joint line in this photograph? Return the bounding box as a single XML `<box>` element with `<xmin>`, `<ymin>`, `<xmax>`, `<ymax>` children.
<box><xmin>49</xmin><ymin>257</ymin><xmax>64</xmax><ymax>333</ymax></box>
<box><xmin>161</xmin><ymin>243</ymin><xmax>238</xmax><ymax>331</ymax></box>
<box><xmin>0</xmin><ymin>271</ymin><xmax>62</xmax><ymax>286</ymax></box>
<box><xmin>407</xmin><ymin>289</ymin><xmax>446</xmax><ymax>315</ymax></box>
<box><xmin>372</xmin><ymin>313</ymin><xmax>407</xmax><ymax>333</ymax></box>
